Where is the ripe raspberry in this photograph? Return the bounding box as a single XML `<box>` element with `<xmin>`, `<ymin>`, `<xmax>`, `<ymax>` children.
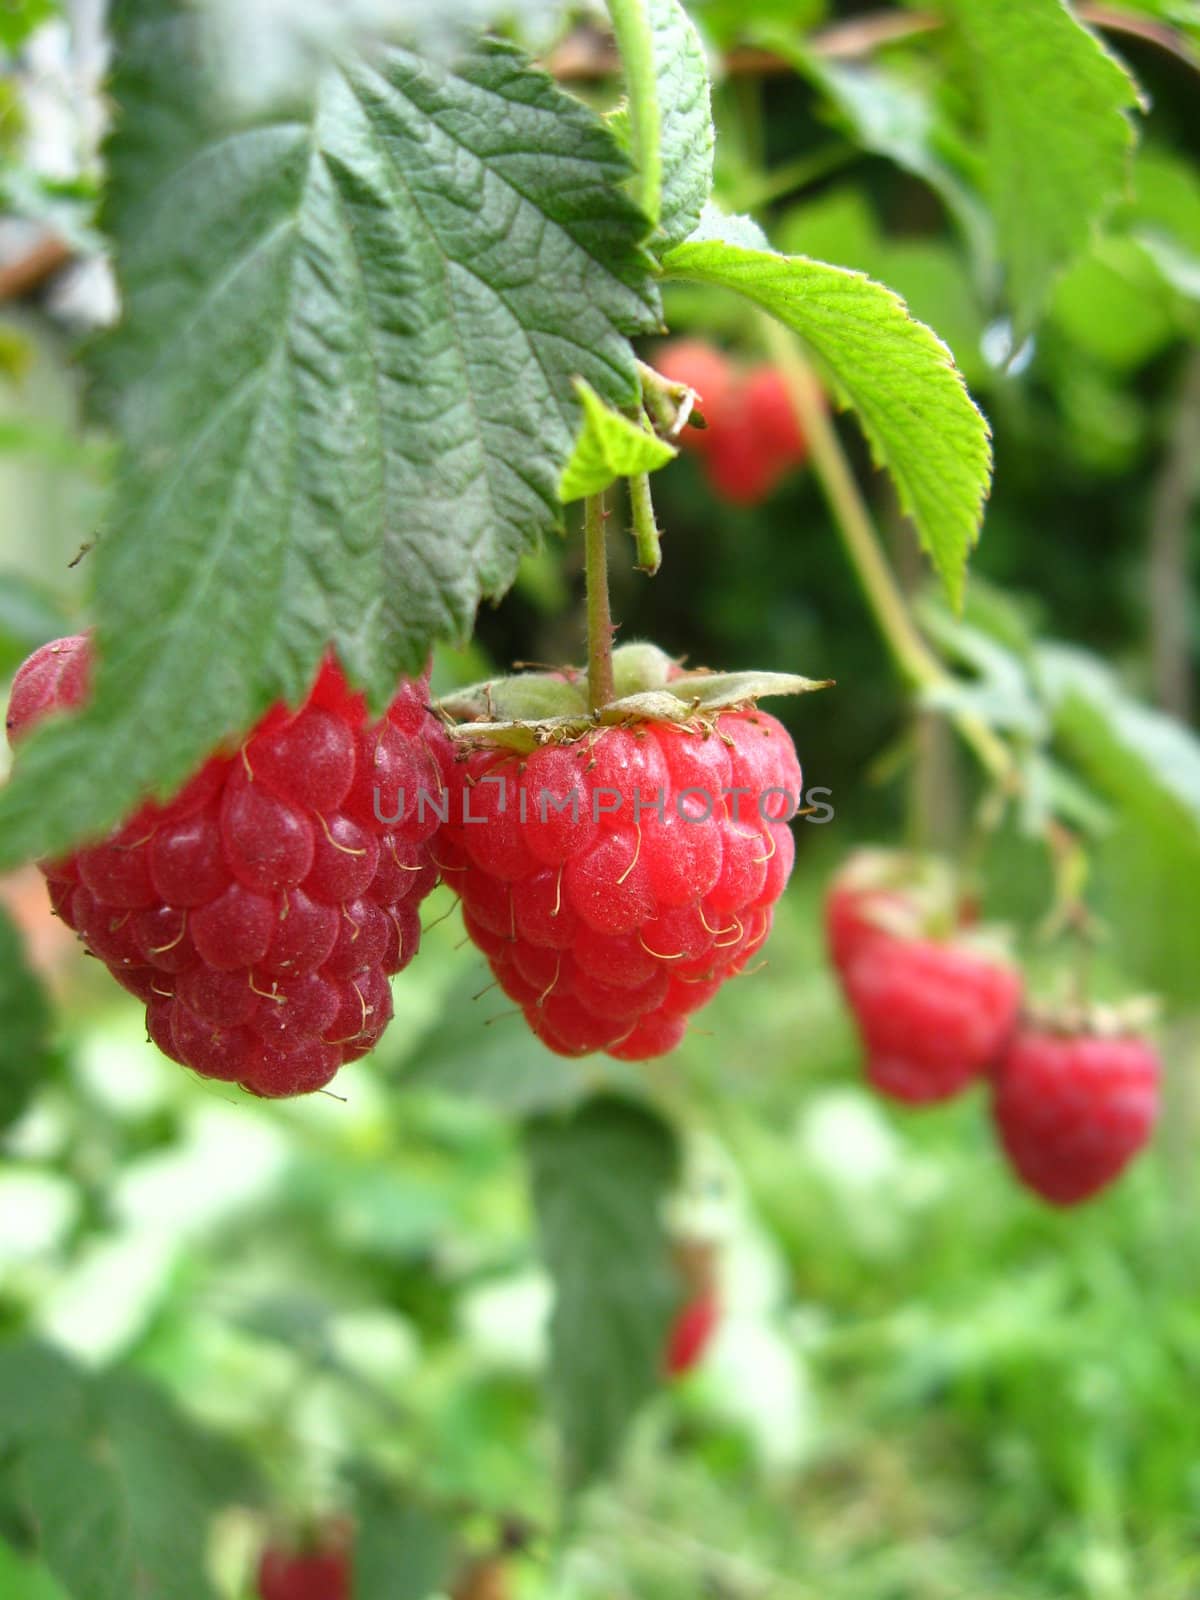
<box><xmin>654</xmin><ymin>342</ymin><xmax>813</xmax><ymax>506</ymax></box>
<box><xmin>992</xmin><ymin>1025</ymin><xmax>1160</xmax><ymax>1205</ymax></box>
<box><xmin>6</xmin><ymin>636</ymin><xmax>451</xmax><ymax>1098</ymax></box>
<box><xmin>843</xmin><ymin>934</ymin><xmax>1022</xmax><ymax>1104</ymax></box>
<box><xmin>665</xmin><ymin>1289</ymin><xmax>719</xmax><ymax>1378</ymax></box>
<box><xmin>442</xmin><ymin>710</ymin><xmax>802</xmax><ymax>1060</ymax></box>
<box><xmin>824</xmin><ymin>848</ymin><xmax>956</xmax><ymax>976</ymax></box>
<box><xmin>743</xmin><ymin>365</ymin><xmax>808</xmax><ymax>463</ymax></box>
<box><xmin>258</xmin><ymin>1532</ymin><xmax>350</xmax><ymax>1600</ymax></box>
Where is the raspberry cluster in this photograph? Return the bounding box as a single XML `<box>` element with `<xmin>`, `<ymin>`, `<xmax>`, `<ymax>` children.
<box><xmin>7</xmin><ymin>636</ymin><xmax>451</xmax><ymax>1098</ymax></box>
<box><xmin>655</xmin><ymin>339</ymin><xmax>812</xmax><ymax>505</ymax></box>
<box><xmin>826</xmin><ymin>849</ymin><xmax>1161</xmax><ymax>1204</ymax></box>
<box><xmin>441</xmin><ymin>711</ymin><xmax>802</xmax><ymax>1060</ymax></box>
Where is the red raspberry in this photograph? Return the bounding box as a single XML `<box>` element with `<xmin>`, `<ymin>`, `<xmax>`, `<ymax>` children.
<box><xmin>442</xmin><ymin>710</ymin><xmax>802</xmax><ymax>1060</ymax></box>
<box><xmin>991</xmin><ymin>1025</ymin><xmax>1160</xmax><ymax>1205</ymax></box>
<box><xmin>258</xmin><ymin>1531</ymin><xmax>350</xmax><ymax>1600</ymax></box>
<box><xmin>664</xmin><ymin>1289</ymin><xmax>719</xmax><ymax>1378</ymax></box>
<box><xmin>843</xmin><ymin>934</ymin><xmax>1022</xmax><ymax>1104</ymax></box>
<box><xmin>743</xmin><ymin>365</ymin><xmax>808</xmax><ymax>464</ymax></box>
<box><xmin>824</xmin><ymin>848</ymin><xmax>956</xmax><ymax>976</ymax></box>
<box><xmin>6</xmin><ymin>636</ymin><xmax>452</xmax><ymax>1098</ymax></box>
<box><xmin>654</xmin><ymin>342</ymin><xmax>814</xmax><ymax>506</ymax></box>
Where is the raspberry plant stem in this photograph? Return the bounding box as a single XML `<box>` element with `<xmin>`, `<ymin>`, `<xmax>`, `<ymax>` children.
<box><xmin>604</xmin><ymin>0</ymin><xmax>662</xmax><ymax>225</ymax></box>
<box><xmin>759</xmin><ymin>315</ymin><xmax>1017</xmax><ymax>790</ymax></box>
<box><xmin>629</xmin><ymin>470</ymin><xmax>663</xmax><ymax>575</ymax></box>
<box><xmin>584</xmin><ymin>491</ymin><xmax>615</xmax><ymax>712</ymax></box>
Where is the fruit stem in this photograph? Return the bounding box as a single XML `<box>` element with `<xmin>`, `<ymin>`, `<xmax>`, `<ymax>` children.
<box><xmin>584</xmin><ymin>491</ymin><xmax>616</xmax><ymax>712</ymax></box>
<box><xmin>629</xmin><ymin>470</ymin><xmax>663</xmax><ymax>575</ymax></box>
<box><xmin>759</xmin><ymin>314</ymin><xmax>1016</xmax><ymax>790</ymax></box>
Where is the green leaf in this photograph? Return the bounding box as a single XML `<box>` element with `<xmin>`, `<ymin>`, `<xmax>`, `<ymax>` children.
<box><xmin>1040</xmin><ymin>647</ymin><xmax>1200</xmax><ymax>1002</ymax></box>
<box><xmin>526</xmin><ymin>1096</ymin><xmax>680</xmax><ymax>1490</ymax></box>
<box><xmin>664</xmin><ymin>218</ymin><xmax>992</xmax><ymax>605</ymax></box>
<box><xmin>559</xmin><ymin>379</ymin><xmax>677</xmax><ymax>502</ymax></box>
<box><xmin>0</xmin><ymin>906</ymin><xmax>53</xmax><ymax>1134</ymax></box>
<box><xmin>771</xmin><ymin>44</ymin><xmax>994</xmax><ymax>285</ymax></box>
<box><xmin>605</xmin><ymin>0</ymin><xmax>713</xmax><ymax>247</ymax></box>
<box><xmin>347</xmin><ymin>1471</ymin><xmax>454</xmax><ymax>1600</ymax></box>
<box><xmin>0</xmin><ymin>11</ymin><xmax>659</xmax><ymax>869</ymax></box>
<box><xmin>0</xmin><ymin>1340</ymin><xmax>260</xmax><ymax>1600</ymax></box>
<box><xmin>944</xmin><ymin>0</ymin><xmax>1141</xmax><ymax>331</ymax></box>
<box><xmin>646</xmin><ymin>0</ymin><xmax>714</xmax><ymax>249</ymax></box>
<box><xmin>401</xmin><ymin>967</ymin><xmax>643</xmax><ymax>1114</ymax></box>
<box><xmin>0</xmin><ymin>1540</ymin><xmax>68</xmax><ymax>1600</ymax></box>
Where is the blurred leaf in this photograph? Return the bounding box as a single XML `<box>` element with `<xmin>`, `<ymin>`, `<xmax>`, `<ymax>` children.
<box><xmin>0</xmin><ymin>574</ymin><xmax>71</xmax><ymax>677</ymax></box>
<box><xmin>664</xmin><ymin>212</ymin><xmax>992</xmax><ymax>606</ymax></box>
<box><xmin>919</xmin><ymin>603</ymin><xmax>1048</xmax><ymax>738</ymax></box>
<box><xmin>526</xmin><ymin>1096</ymin><xmax>679</xmax><ymax>1489</ymax></box>
<box><xmin>0</xmin><ymin>1341</ymin><xmax>260</xmax><ymax>1600</ymax></box>
<box><xmin>0</xmin><ymin>1540</ymin><xmax>67</xmax><ymax>1600</ymax></box>
<box><xmin>0</xmin><ymin>0</ymin><xmax>57</xmax><ymax>53</ymax></box>
<box><xmin>773</xmin><ymin>47</ymin><xmax>994</xmax><ymax>284</ymax></box>
<box><xmin>402</xmin><ymin>966</ymin><xmax>643</xmax><ymax>1114</ymax></box>
<box><xmin>945</xmin><ymin>0</ymin><xmax>1141</xmax><ymax>331</ymax></box>
<box><xmin>1040</xmin><ymin>646</ymin><xmax>1200</xmax><ymax>1001</ymax></box>
<box><xmin>558</xmin><ymin>380</ymin><xmax>676</xmax><ymax>502</ymax></box>
<box><xmin>1051</xmin><ymin>236</ymin><xmax>1181</xmax><ymax>371</ymax></box>
<box><xmin>349</xmin><ymin>1471</ymin><xmax>453</xmax><ymax>1600</ymax></box>
<box><xmin>0</xmin><ymin>1342</ymin><xmax>87</xmax><ymax>1449</ymax></box>
<box><xmin>0</xmin><ymin>9</ymin><xmax>660</xmax><ymax>868</ymax></box>
<box><xmin>0</xmin><ymin>905</ymin><xmax>52</xmax><ymax>1134</ymax></box>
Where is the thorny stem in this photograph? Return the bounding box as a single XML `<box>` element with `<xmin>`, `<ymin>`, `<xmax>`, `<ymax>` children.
<box><xmin>629</xmin><ymin>470</ymin><xmax>663</xmax><ymax>574</ymax></box>
<box><xmin>584</xmin><ymin>491</ymin><xmax>615</xmax><ymax>713</ymax></box>
<box><xmin>758</xmin><ymin>313</ymin><xmax>1017</xmax><ymax>791</ymax></box>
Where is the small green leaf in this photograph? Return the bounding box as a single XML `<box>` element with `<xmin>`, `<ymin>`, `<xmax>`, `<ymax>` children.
<box><xmin>944</xmin><ymin>0</ymin><xmax>1141</xmax><ymax>331</ymax></box>
<box><xmin>0</xmin><ymin>10</ymin><xmax>660</xmax><ymax>869</ymax></box>
<box><xmin>526</xmin><ymin>1096</ymin><xmax>680</xmax><ymax>1490</ymax></box>
<box><xmin>559</xmin><ymin>380</ymin><xmax>677</xmax><ymax>502</ymax></box>
<box><xmin>0</xmin><ymin>906</ymin><xmax>53</xmax><ymax>1133</ymax></box>
<box><xmin>664</xmin><ymin>217</ymin><xmax>992</xmax><ymax>606</ymax></box>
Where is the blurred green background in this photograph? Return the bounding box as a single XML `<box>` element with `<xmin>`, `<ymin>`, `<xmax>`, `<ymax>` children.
<box><xmin>3</xmin><ymin>0</ymin><xmax>1200</xmax><ymax>1596</ymax></box>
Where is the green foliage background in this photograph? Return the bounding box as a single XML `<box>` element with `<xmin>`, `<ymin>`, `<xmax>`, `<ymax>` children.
<box><xmin>1</xmin><ymin>0</ymin><xmax>1200</xmax><ymax>1596</ymax></box>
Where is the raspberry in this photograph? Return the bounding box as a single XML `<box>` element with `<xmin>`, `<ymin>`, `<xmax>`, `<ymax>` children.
<box><xmin>664</xmin><ymin>1289</ymin><xmax>719</xmax><ymax>1378</ymax></box>
<box><xmin>653</xmin><ymin>341</ymin><xmax>813</xmax><ymax>506</ymax></box>
<box><xmin>824</xmin><ymin>848</ymin><xmax>953</xmax><ymax>975</ymax></box>
<box><xmin>442</xmin><ymin>710</ymin><xmax>802</xmax><ymax>1060</ymax></box>
<box><xmin>6</xmin><ymin>636</ymin><xmax>451</xmax><ymax>1098</ymax></box>
<box><xmin>843</xmin><ymin>934</ymin><xmax>1022</xmax><ymax>1104</ymax></box>
<box><xmin>743</xmin><ymin>365</ymin><xmax>808</xmax><ymax>462</ymax></box>
<box><xmin>257</xmin><ymin>1533</ymin><xmax>350</xmax><ymax>1600</ymax></box>
<box><xmin>991</xmin><ymin>1025</ymin><xmax>1160</xmax><ymax>1205</ymax></box>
